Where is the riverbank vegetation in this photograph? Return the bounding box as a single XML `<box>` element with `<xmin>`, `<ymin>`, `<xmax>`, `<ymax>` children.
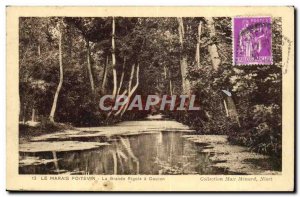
<box><xmin>19</xmin><ymin>17</ymin><xmax>282</xmax><ymax>159</ymax></box>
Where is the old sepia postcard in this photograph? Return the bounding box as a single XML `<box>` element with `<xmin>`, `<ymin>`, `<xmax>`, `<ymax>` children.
<box><xmin>6</xmin><ymin>6</ymin><xmax>294</xmax><ymax>192</ymax></box>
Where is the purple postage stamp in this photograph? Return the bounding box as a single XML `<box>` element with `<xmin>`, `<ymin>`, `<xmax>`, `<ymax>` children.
<box><xmin>233</xmin><ymin>17</ymin><xmax>272</xmax><ymax>65</ymax></box>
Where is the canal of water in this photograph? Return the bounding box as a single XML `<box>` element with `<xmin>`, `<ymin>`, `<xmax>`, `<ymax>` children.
<box><xmin>19</xmin><ymin>131</ymin><xmax>234</xmax><ymax>175</ymax></box>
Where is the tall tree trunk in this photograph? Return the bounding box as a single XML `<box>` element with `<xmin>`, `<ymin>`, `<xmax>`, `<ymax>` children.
<box><xmin>113</xmin><ymin>64</ymin><xmax>135</xmax><ymax>117</ymax></box>
<box><xmin>111</xmin><ymin>17</ymin><xmax>118</xmax><ymax>100</ymax></box>
<box><xmin>118</xmin><ymin>64</ymin><xmax>135</xmax><ymax>116</ymax></box>
<box><xmin>101</xmin><ymin>56</ymin><xmax>108</xmax><ymax>94</ymax></box>
<box><xmin>111</xmin><ymin>151</ymin><xmax>118</xmax><ymax>175</ymax></box>
<box><xmin>169</xmin><ymin>69</ymin><xmax>173</xmax><ymax>96</ymax></box>
<box><xmin>117</xmin><ymin>57</ymin><xmax>126</xmax><ymax>96</ymax></box>
<box><xmin>195</xmin><ymin>21</ymin><xmax>202</xmax><ymax>68</ymax></box>
<box><xmin>113</xmin><ymin>63</ymin><xmax>137</xmax><ymax>117</ymax></box>
<box><xmin>163</xmin><ymin>65</ymin><xmax>167</xmax><ymax>79</ymax></box>
<box><xmin>32</xmin><ymin>43</ymin><xmax>41</xmax><ymax>122</ymax></box>
<box><xmin>169</xmin><ymin>80</ymin><xmax>173</xmax><ymax>96</ymax></box>
<box><xmin>177</xmin><ymin>17</ymin><xmax>190</xmax><ymax>95</ymax></box>
<box><xmin>49</xmin><ymin>26</ymin><xmax>63</xmax><ymax>122</ymax></box>
<box><xmin>86</xmin><ymin>39</ymin><xmax>95</xmax><ymax>93</ymax></box>
<box><xmin>121</xmin><ymin>64</ymin><xmax>139</xmax><ymax>117</ymax></box>
<box><xmin>206</xmin><ymin>18</ymin><xmax>221</xmax><ymax>70</ymax></box>
<box><xmin>223</xmin><ymin>99</ymin><xmax>229</xmax><ymax>117</ymax></box>
<box><xmin>31</xmin><ymin>108</ymin><xmax>35</xmax><ymax>122</ymax></box>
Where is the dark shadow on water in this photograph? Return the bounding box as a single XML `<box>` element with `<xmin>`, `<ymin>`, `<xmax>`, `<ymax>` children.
<box><xmin>19</xmin><ymin>131</ymin><xmax>280</xmax><ymax>175</ymax></box>
<box><xmin>19</xmin><ymin>131</ymin><xmax>230</xmax><ymax>175</ymax></box>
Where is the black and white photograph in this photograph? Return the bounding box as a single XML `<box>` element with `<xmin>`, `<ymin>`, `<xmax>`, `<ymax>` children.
<box><xmin>18</xmin><ymin>16</ymin><xmax>283</xmax><ymax>175</ymax></box>
<box><xmin>5</xmin><ymin>6</ymin><xmax>295</xmax><ymax>192</ymax></box>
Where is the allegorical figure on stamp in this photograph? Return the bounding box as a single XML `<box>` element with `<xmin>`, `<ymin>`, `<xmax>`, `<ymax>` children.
<box><xmin>234</xmin><ymin>17</ymin><xmax>272</xmax><ymax>65</ymax></box>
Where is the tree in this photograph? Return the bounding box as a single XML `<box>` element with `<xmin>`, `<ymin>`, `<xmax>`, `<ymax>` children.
<box><xmin>111</xmin><ymin>17</ymin><xmax>118</xmax><ymax>100</ymax></box>
<box><xmin>206</xmin><ymin>18</ymin><xmax>221</xmax><ymax>70</ymax></box>
<box><xmin>177</xmin><ymin>17</ymin><xmax>191</xmax><ymax>95</ymax></box>
<box><xmin>49</xmin><ymin>19</ymin><xmax>64</xmax><ymax>122</ymax></box>
<box><xmin>18</xmin><ymin>16</ymin><xmax>283</xmax><ymax>159</ymax></box>
<box><xmin>195</xmin><ymin>21</ymin><xmax>202</xmax><ymax>68</ymax></box>
<box><xmin>101</xmin><ymin>56</ymin><xmax>108</xmax><ymax>93</ymax></box>
<box><xmin>85</xmin><ymin>39</ymin><xmax>95</xmax><ymax>93</ymax></box>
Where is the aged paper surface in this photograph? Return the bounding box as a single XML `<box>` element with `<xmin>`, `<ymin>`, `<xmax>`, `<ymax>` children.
<box><xmin>7</xmin><ymin>6</ymin><xmax>294</xmax><ymax>191</ymax></box>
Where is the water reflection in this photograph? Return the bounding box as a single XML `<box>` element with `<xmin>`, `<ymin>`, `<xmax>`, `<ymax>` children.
<box><xmin>19</xmin><ymin>132</ymin><xmax>227</xmax><ymax>175</ymax></box>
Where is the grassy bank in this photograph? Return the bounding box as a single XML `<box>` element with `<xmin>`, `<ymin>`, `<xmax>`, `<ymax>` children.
<box><xmin>19</xmin><ymin>119</ymin><xmax>74</xmax><ymax>140</ymax></box>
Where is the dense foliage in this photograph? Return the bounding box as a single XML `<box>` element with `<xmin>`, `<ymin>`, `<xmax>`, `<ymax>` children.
<box><xmin>19</xmin><ymin>17</ymin><xmax>282</xmax><ymax>159</ymax></box>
